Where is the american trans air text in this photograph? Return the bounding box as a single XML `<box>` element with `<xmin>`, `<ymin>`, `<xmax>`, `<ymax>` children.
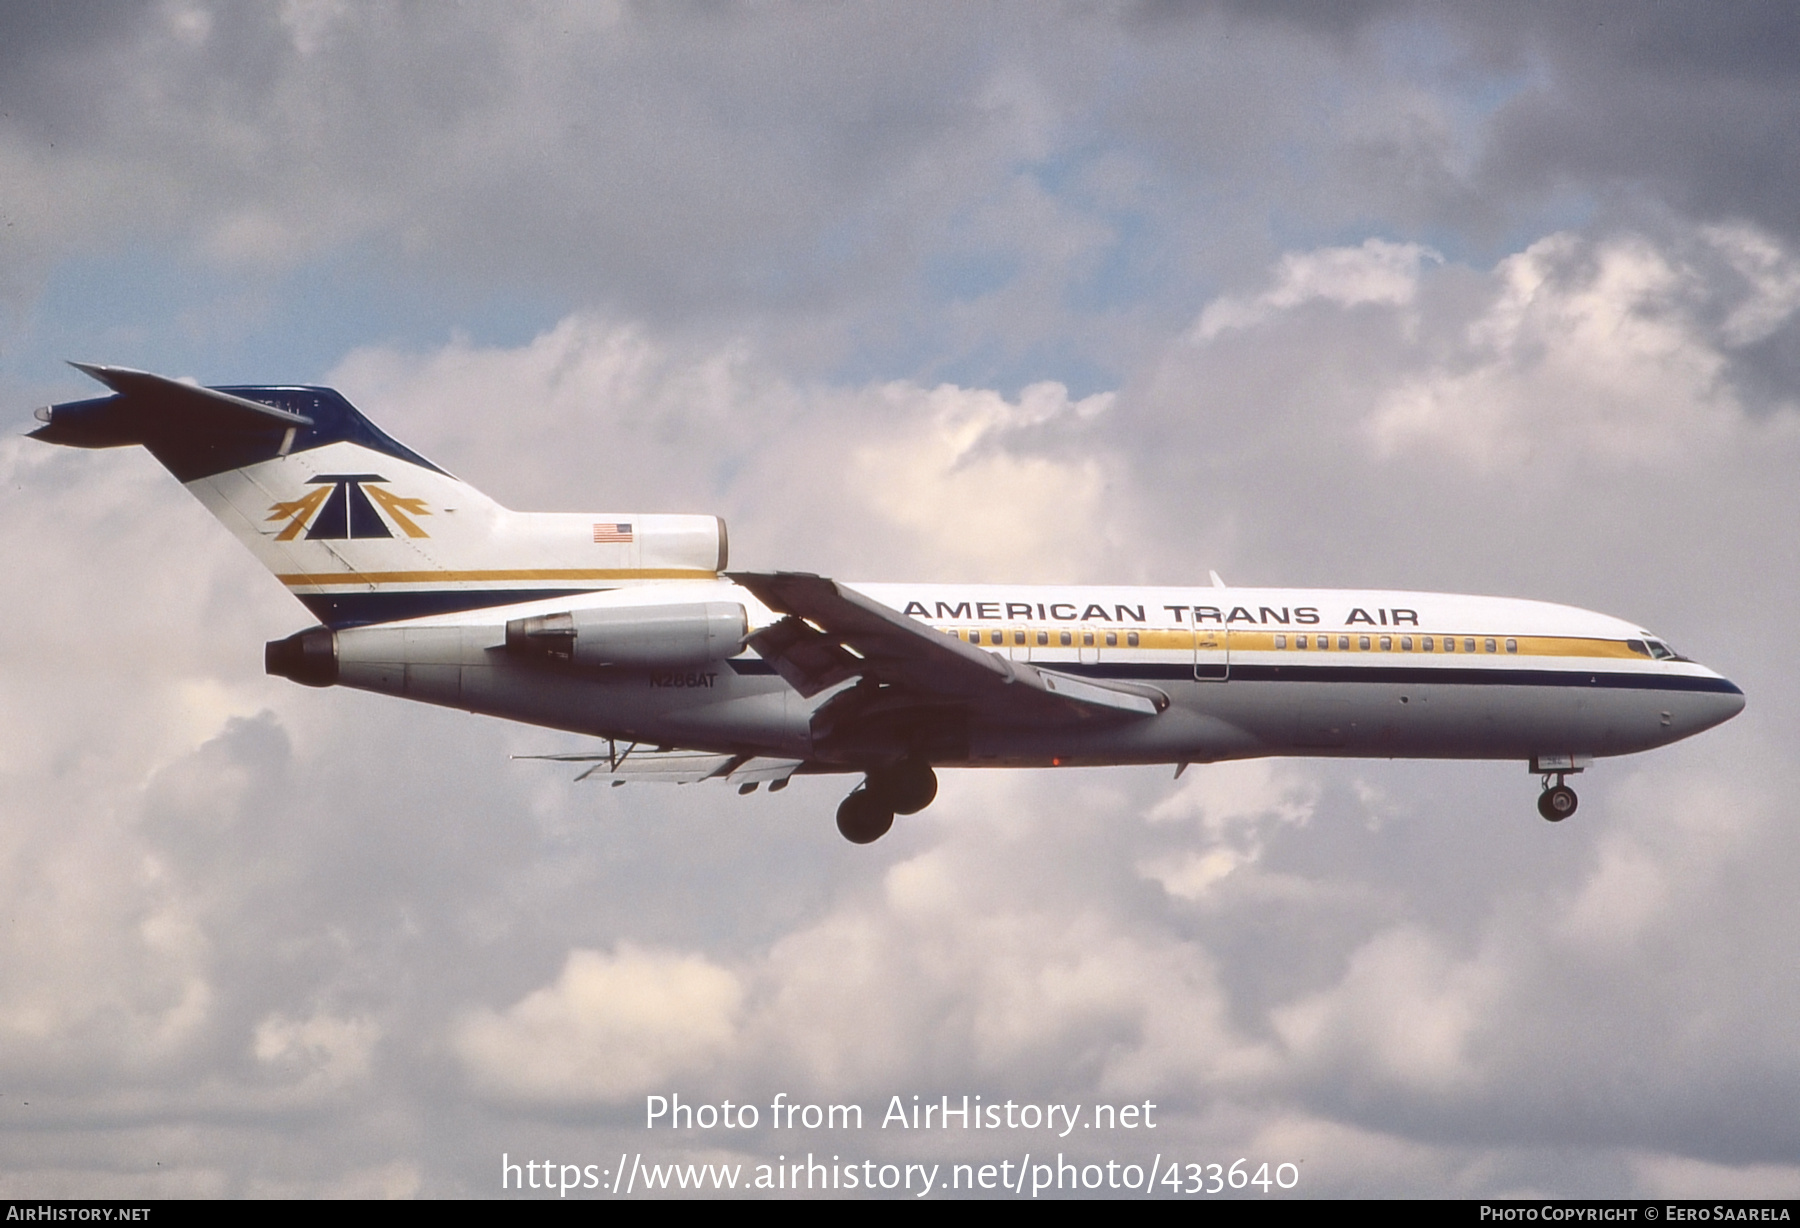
<box><xmin>32</xmin><ymin>363</ymin><xmax>1744</xmax><ymax>841</ymax></box>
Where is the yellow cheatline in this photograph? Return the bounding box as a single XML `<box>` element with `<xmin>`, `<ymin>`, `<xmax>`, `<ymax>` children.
<box><xmin>1508</xmin><ymin>636</ymin><xmax>1645</xmax><ymax>659</ymax></box>
<box><xmin>1222</xmin><ymin>630</ymin><xmax>1647</xmax><ymax>659</ymax></box>
<box><xmin>935</xmin><ymin>626</ymin><xmax>1649</xmax><ymax>661</ymax></box>
<box><xmin>277</xmin><ymin>568</ymin><xmax>717</xmax><ymax>587</ymax></box>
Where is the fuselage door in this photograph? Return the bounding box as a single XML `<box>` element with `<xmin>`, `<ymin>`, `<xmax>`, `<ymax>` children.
<box><xmin>1195</xmin><ymin>625</ymin><xmax>1228</xmax><ymax>681</ymax></box>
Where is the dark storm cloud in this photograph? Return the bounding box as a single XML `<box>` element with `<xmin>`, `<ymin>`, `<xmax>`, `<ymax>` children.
<box><xmin>4</xmin><ymin>0</ymin><xmax>1794</xmax><ymax>396</ymax></box>
<box><xmin>0</xmin><ymin>0</ymin><xmax>152</xmax><ymax>91</ymax></box>
<box><xmin>1465</xmin><ymin>3</ymin><xmax>1800</xmax><ymax>246</ymax></box>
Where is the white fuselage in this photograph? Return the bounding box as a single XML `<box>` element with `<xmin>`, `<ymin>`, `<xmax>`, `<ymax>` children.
<box><xmin>323</xmin><ymin>579</ymin><xmax>1743</xmax><ymax>772</ymax></box>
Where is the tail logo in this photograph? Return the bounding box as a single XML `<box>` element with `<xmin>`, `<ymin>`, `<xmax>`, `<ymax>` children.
<box><xmin>268</xmin><ymin>474</ymin><xmax>432</xmax><ymax>541</ymax></box>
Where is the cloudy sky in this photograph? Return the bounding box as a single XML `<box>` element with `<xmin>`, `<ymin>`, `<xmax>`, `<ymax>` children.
<box><xmin>3</xmin><ymin>0</ymin><xmax>1799</xmax><ymax>1199</ymax></box>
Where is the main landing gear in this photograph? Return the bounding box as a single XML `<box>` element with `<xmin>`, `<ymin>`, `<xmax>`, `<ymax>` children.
<box><xmin>835</xmin><ymin>759</ymin><xmax>939</xmax><ymax>844</ymax></box>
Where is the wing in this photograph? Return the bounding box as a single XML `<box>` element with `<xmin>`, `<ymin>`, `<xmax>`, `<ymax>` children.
<box><xmin>729</xmin><ymin>571</ymin><xmax>1167</xmax><ymax>727</ymax></box>
<box><xmin>516</xmin><ymin>743</ymin><xmax>805</xmax><ymax>786</ymax></box>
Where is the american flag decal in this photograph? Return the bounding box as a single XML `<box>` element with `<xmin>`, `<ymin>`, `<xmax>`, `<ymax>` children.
<box><xmin>592</xmin><ymin>522</ymin><xmax>634</xmax><ymax>543</ymax></box>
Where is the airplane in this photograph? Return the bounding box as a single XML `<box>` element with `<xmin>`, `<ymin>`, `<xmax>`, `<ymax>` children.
<box><xmin>29</xmin><ymin>364</ymin><xmax>1745</xmax><ymax>842</ymax></box>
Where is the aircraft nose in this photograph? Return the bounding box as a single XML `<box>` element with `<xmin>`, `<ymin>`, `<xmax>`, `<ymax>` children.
<box><xmin>1687</xmin><ymin>676</ymin><xmax>1745</xmax><ymax>734</ymax></box>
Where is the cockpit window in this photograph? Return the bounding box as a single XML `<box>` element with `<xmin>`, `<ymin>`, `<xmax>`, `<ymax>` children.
<box><xmin>1627</xmin><ymin>639</ymin><xmax>1650</xmax><ymax>656</ymax></box>
<box><xmin>1632</xmin><ymin>636</ymin><xmax>1685</xmax><ymax>661</ymax></box>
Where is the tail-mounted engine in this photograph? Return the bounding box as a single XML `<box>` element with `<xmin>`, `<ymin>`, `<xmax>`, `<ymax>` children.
<box><xmin>505</xmin><ymin>602</ymin><xmax>748</xmax><ymax>668</ymax></box>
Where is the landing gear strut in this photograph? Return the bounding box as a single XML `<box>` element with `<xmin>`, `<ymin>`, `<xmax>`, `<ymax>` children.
<box><xmin>1537</xmin><ymin>774</ymin><xmax>1579</xmax><ymax>822</ymax></box>
<box><xmin>835</xmin><ymin>760</ymin><xmax>939</xmax><ymax>843</ymax></box>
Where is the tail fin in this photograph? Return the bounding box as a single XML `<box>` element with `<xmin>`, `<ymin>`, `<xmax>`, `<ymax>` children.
<box><xmin>32</xmin><ymin>364</ymin><xmax>726</xmax><ymax>626</ymax></box>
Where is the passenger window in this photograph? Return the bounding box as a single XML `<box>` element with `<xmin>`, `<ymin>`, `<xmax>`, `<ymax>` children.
<box><xmin>1014</xmin><ymin>630</ymin><xmax>1026</xmax><ymax>645</ymax></box>
<box><xmin>1036</xmin><ymin>630</ymin><xmax>1048</xmax><ymax>646</ymax></box>
<box><xmin>1464</xmin><ymin>638</ymin><xmax>1476</xmax><ymax>653</ymax></box>
<box><xmin>1379</xmin><ymin>636</ymin><xmax>1392</xmax><ymax>651</ymax></box>
<box><xmin>1127</xmin><ymin>632</ymin><xmax>1139</xmax><ymax>647</ymax></box>
<box><xmin>1339</xmin><ymin>636</ymin><xmax>1350</xmax><ymax>650</ymax></box>
<box><xmin>1484</xmin><ymin>638</ymin><xmax>1496</xmax><ymax>653</ymax></box>
<box><xmin>1505</xmin><ymin>638</ymin><xmax>1517</xmax><ymax>653</ymax></box>
<box><xmin>990</xmin><ymin>631</ymin><xmax>1003</xmax><ymax>645</ymax></box>
<box><xmin>1059</xmin><ymin>630</ymin><xmax>1071</xmax><ymax>646</ymax></box>
<box><xmin>1401</xmin><ymin>636</ymin><xmax>1413</xmax><ymax>651</ymax></box>
<box><xmin>1359</xmin><ymin>635</ymin><xmax>1371</xmax><ymax>650</ymax></box>
<box><xmin>1422</xmin><ymin>636</ymin><xmax>1434</xmax><ymax>651</ymax></box>
<box><xmin>1082</xmin><ymin>631</ymin><xmax>1094</xmax><ymax>646</ymax></box>
<box><xmin>1274</xmin><ymin>634</ymin><xmax>1287</xmax><ymax>649</ymax></box>
<box><xmin>1105</xmin><ymin>632</ymin><xmax>1117</xmax><ymax>647</ymax></box>
<box><xmin>1296</xmin><ymin>634</ymin><xmax>1307</xmax><ymax>649</ymax></box>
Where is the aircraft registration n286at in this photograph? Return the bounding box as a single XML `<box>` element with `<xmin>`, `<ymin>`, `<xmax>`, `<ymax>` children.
<box><xmin>31</xmin><ymin>364</ymin><xmax>1745</xmax><ymax>842</ymax></box>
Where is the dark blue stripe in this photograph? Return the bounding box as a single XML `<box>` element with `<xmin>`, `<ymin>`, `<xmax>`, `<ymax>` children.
<box><xmin>214</xmin><ymin>385</ymin><xmax>449</xmax><ymax>476</ymax></box>
<box><xmin>726</xmin><ymin>657</ymin><xmax>1740</xmax><ymax>694</ymax></box>
<box><xmin>299</xmin><ymin>588</ymin><xmax>603</xmax><ymax>628</ymax></box>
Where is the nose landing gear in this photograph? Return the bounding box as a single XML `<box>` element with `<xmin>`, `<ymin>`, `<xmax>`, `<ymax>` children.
<box><xmin>1537</xmin><ymin>778</ymin><xmax>1579</xmax><ymax>821</ymax></box>
<box><xmin>1530</xmin><ymin>755</ymin><xmax>1589</xmax><ymax>823</ymax></box>
<box><xmin>835</xmin><ymin>760</ymin><xmax>939</xmax><ymax>843</ymax></box>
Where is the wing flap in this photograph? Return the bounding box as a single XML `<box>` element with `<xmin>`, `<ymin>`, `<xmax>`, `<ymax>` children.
<box><xmin>1034</xmin><ymin>667</ymin><xmax>1161</xmax><ymax>716</ymax></box>
<box><xmin>744</xmin><ymin>614</ymin><xmax>865</xmax><ymax>698</ymax></box>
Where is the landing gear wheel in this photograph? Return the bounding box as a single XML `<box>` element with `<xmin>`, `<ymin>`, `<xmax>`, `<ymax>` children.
<box><xmin>836</xmin><ymin>790</ymin><xmax>895</xmax><ymax>844</ymax></box>
<box><xmin>868</xmin><ymin>760</ymin><xmax>938</xmax><ymax>815</ymax></box>
<box><xmin>1538</xmin><ymin>785</ymin><xmax>1578</xmax><ymax>822</ymax></box>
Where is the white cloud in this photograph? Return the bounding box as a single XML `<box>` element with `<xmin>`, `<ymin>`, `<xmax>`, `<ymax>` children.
<box><xmin>252</xmin><ymin>1010</ymin><xmax>380</xmax><ymax>1093</ymax></box>
<box><xmin>1629</xmin><ymin>1154</ymin><xmax>1800</xmax><ymax>1200</ymax></box>
<box><xmin>1704</xmin><ymin>221</ymin><xmax>1800</xmax><ymax>347</ymax></box>
<box><xmin>1140</xmin><ymin>760</ymin><xmax>1317</xmax><ymax>900</ymax></box>
<box><xmin>1275</xmin><ymin>925</ymin><xmax>1499</xmax><ymax>1097</ymax></box>
<box><xmin>329</xmin><ymin>318</ymin><xmax>1125</xmax><ymax>583</ymax></box>
<box><xmin>455</xmin><ymin>945</ymin><xmax>743</xmax><ymax>1103</ymax></box>
<box><xmin>742</xmin><ymin>783</ymin><xmax>1278</xmax><ymax>1098</ymax></box>
<box><xmin>1195</xmin><ymin>239</ymin><xmax>1441</xmax><ymax>340</ymax></box>
<box><xmin>1367</xmin><ymin>232</ymin><xmax>1741</xmax><ymax>469</ymax></box>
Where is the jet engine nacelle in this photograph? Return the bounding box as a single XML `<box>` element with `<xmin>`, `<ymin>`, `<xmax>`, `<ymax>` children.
<box><xmin>505</xmin><ymin>602</ymin><xmax>748</xmax><ymax>668</ymax></box>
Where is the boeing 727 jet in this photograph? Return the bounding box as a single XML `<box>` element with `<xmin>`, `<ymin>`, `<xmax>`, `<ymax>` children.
<box><xmin>30</xmin><ymin>365</ymin><xmax>1745</xmax><ymax>841</ymax></box>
